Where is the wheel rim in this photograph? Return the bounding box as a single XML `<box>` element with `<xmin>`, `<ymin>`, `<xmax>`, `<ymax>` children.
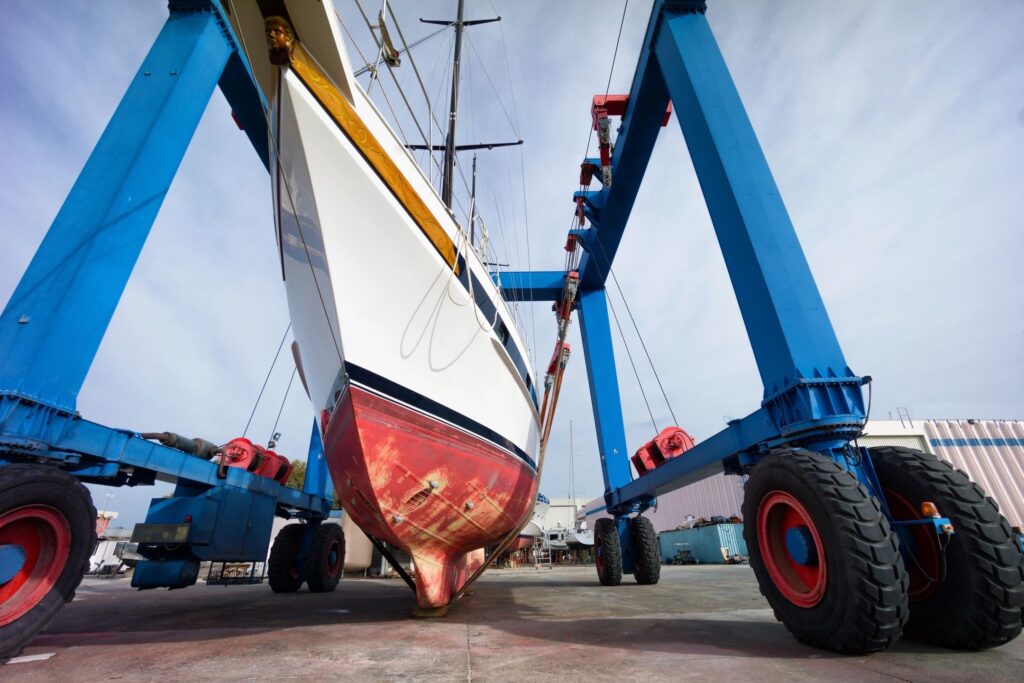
<box><xmin>0</xmin><ymin>505</ymin><xmax>72</xmax><ymax>626</ymax></box>
<box><xmin>884</xmin><ymin>488</ymin><xmax>941</xmax><ymax>601</ymax></box>
<box><xmin>594</xmin><ymin>534</ymin><xmax>606</xmax><ymax>575</ymax></box>
<box><xmin>326</xmin><ymin>538</ymin><xmax>342</xmax><ymax>576</ymax></box>
<box><xmin>757</xmin><ymin>491</ymin><xmax>827</xmax><ymax>608</ymax></box>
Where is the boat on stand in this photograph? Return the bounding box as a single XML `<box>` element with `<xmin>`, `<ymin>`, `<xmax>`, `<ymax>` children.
<box><xmin>225</xmin><ymin>0</ymin><xmax>572</xmax><ymax>611</ymax></box>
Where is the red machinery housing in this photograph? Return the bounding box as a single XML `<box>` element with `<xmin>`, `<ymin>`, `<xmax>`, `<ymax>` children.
<box><xmin>631</xmin><ymin>426</ymin><xmax>695</xmax><ymax>475</ymax></box>
<box><xmin>219</xmin><ymin>437</ymin><xmax>293</xmax><ymax>484</ymax></box>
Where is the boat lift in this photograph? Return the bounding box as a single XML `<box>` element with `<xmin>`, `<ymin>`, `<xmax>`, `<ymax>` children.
<box><xmin>499</xmin><ymin>0</ymin><xmax>1022</xmax><ymax>654</ymax></box>
<box><xmin>0</xmin><ymin>2</ymin><xmax>338</xmax><ymax>660</ymax></box>
<box><xmin>2</xmin><ymin>0</ymin><xmax>1020</xmax><ymax>661</ymax></box>
<box><xmin>501</xmin><ymin>0</ymin><xmax>870</xmax><ymax>569</ymax></box>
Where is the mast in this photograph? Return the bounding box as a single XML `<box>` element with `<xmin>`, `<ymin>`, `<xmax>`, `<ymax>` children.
<box><xmin>441</xmin><ymin>0</ymin><xmax>465</xmax><ymax>210</ymax></box>
<box><xmin>420</xmin><ymin>8</ymin><xmax>510</xmax><ymax>212</ymax></box>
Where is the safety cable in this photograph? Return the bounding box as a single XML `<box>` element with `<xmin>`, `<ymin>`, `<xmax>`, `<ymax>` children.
<box><xmin>581</xmin><ymin>0</ymin><xmax>630</xmax><ymax>168</ymax></box>
<box><xmin>605</xmin><ymin>282</ymin><xmax>658</xmax><ymax>434</ymax></box>
<box><xmin>342</xmin><ymin>4</ymin><xmax>481</xmax><ymax>235</ymax></box>
<box><xmin>243</xmin><ymin>322</ymin><xmax>291</xmax><ymax>437</ymax></box>
<box><xmin>464</xmin><ymin>32</ymin><xmax>520</xmax><ymax>138</ymax></box>
<box><xmin>227</xmin><ymin>0</ymin><xmax>346</xmax><ymax>371</ymax></box>
<box><xmin>594</xmin><ymin>238</ymin><xmax>679</xmax><ymax>426</ymax></box>
<box><xmin>269</xmin><ymin>366</ymin><xmax>298</xmax><ymax>444</ymax></box>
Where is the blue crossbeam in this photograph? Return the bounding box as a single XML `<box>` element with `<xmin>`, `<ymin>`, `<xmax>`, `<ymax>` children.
<box><xmin>0</xmin><ymin>395</ymin><xmax>329</xmax><ymax>515</ymax></box>
<box><xmin>609</xmin><ymin>407</ymin><xmax>775</xmax><ymax>508</ymax></box>
<box><xmin>494</xmin><ymin>270</ymin><xmax>566</xmax><ymax>302</ymax></box>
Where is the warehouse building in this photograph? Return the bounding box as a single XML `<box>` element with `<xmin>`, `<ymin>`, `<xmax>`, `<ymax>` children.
<box><xmin>582</xmin><ymin>418</ymin><xmax>1024</xmax><ymax>531</ymax></box>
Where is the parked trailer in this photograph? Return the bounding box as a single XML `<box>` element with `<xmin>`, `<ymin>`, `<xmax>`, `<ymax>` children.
<box><xmin>501</xmin><ymin>0</ymin><xmax>1023</xmax><ymax>654</ymax></box>
<box><xmin>0</xmin><ymin>1</ymin><xmax>343</xmax><ymax>660</ymax></box>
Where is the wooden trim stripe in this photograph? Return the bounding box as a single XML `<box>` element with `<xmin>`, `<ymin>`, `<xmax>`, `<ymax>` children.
<box><xmin>288</xmin><ymin>44</ymin><xmax>459</xmax><ymax>273</ymax></box>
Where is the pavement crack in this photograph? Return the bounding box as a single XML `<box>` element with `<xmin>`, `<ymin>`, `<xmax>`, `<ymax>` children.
<box><xmin>849</xmin><ymin>661</ymin><xmax>914</xmax><ymax>682</ymax></box>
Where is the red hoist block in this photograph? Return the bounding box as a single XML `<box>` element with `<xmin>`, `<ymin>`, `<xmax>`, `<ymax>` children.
<box><xmin>631</xmin><ymin>426</ymin><xmax>695</xmax><ymax>475</ymax></box>
<box><xmin>591</xmin><ymin>94</ymin><xmax>673</xmax><ymax>128</ymax></box>
<box><xmin>220</xmin><ymin>437</ymin><xmax>294</xmax><ymax>484</ymax></box>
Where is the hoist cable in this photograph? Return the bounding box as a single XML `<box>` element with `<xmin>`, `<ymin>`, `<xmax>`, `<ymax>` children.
<box><xmin>243</xmin><ymin>322</ymin><xmax>291</xmax><ymax>438</ymax></box>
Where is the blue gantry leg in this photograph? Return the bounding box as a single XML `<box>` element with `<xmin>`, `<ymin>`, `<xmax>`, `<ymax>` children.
<box><xmin>0</xmin><ymin>10</ymin><xmax>234</xmax><ymax>411</ymax></box>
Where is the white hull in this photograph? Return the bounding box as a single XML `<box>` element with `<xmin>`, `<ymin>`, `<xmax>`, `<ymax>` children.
<box><xmin>229</xmin><ymin>1</ymin><xmax>539</xmax><ymax>465</ymax></box>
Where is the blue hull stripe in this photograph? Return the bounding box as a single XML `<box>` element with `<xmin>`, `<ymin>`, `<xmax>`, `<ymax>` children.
<box><xmin>345</xmin><ymin>362</ymin><xmax>537</xmax><ymax>471</ymax></box>
<box><xmin>930</xmin><ymin>438</ymin><xmax>1024</xmax><ymax>448</ymax></box>
<box><xmin>455</xmin><ymin>254</ymin><xmax>537</xmax><ymax>409</ymax></box>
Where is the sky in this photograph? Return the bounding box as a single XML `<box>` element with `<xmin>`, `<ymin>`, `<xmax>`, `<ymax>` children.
<box><xmin>1</xmin><ymin>1</ymin><xmax>1022</xmax><ymax>526</ymax></box>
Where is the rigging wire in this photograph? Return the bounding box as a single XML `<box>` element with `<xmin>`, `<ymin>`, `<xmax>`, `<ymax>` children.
<box><xmin>593</xmin><ymin>237</ymin><xmax>679</xmax><ymax>426</ymax></box>
<box><xmin>479</xmin><ymin>4</ymin><xmax>535</xmax><ymax>369</ymax></box>
<box><xmin>581</xmin><ymin>0</ymin><xmax>630</xmax><ymax>169</ymax></box>
<box><xmin>353</xmin><ymin>24</ymin><xmax>449</xmax><ymax>77</ymax></box>
<box><xmin>384</xmin><ymin>6</ymin><xmax>451</xmax><ymax>185</ymax></box>
<box><xmin>269</xmin><ymin>367</ymin><xmax>298</xmax><ymax>443</ymax></box>
<box><xmin>243</xmin><ymin>322</ymin><xmax>291</xmax><ymax>437</ymax></box>
<box><xmin>227</xmin><ymin>1</ymin><xmax>346</xmax><ymax>372</ymax></box>
<box><xmin>567</xmin><ymin>0</ymin><xmax>679</xmax><ymax>429</ymax></box>
<box><xmin>340</xmin><ymin>6</ymin><xmax>478</xmax><ymax>228</ymax></box>
<box><xmin>352</xmin><ymin>2</ymin><xmax>476</xmax><ymax>220</ymax></box>
<box><xmin>463</xmin><ymin>32</ymin><xmax>520</xmax><ymax>138</ymax></box>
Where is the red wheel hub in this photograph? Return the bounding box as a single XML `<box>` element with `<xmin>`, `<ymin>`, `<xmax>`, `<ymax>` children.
<box><xmin>0</xmin><ymin>505</ymin><xmax>72</xmax><ymax>626</ymax></box>
<box><xmin>884</xmin><ymin>488</ymin><xmax>941</xmax><ymax>601</ymax></box>
<box><xmin>757</xmin><ymin>491</ymin><xmax>827</xmax><ymax>608</ymax></box>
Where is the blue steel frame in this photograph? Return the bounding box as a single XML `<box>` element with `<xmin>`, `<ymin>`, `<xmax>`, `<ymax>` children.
<box><xmin>0</xmin><ymin>0</ymin><xmax>329</xmax><ymax>586</ymax></box>
<box><xmin>499</xmin><ymin>0</ymin><xmax>875</xmax><ymax>567</ymax></box>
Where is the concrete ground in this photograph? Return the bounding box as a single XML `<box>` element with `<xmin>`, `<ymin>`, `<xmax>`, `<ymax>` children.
<box><xmin>3</xmin><ymin>565</ymin><xmax>1022</xmax><ymax>681</ymax></box>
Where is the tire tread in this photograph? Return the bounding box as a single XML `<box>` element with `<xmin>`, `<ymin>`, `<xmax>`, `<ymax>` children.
<box><xmin>870</xmin><ymin>446</ymin><xmax>1024</xmax><ymax>649</ymax></box>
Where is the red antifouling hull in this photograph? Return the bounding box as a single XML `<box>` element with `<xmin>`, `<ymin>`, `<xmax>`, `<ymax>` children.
<box><xmin>323</xmin><ymin>386</ymin><xmax>537</xmax><ymax>607</ymax></box>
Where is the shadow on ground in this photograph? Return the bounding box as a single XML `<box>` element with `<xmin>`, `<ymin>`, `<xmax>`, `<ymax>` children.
<box><xmin>30</xmin><ymin>570</ymin><xmax>965</xmax><ymax>663</ymax></box>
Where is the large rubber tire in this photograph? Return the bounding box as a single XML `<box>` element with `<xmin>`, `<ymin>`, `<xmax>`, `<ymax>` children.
<box><xmin>631</xmin><ymin>516</ymin><xmax>660</xmax><ymax>585</ymax></box>
<box><xmin>268</xmin><ymin>524</ymin><xmax>305</xmax><ymax>593</ymax></box>
<box><xmin>742</xmin><ymin>449</ymin><xmax>909</xmax><ymax>654</ymax></box>
<box><xmin>594</xmin><ymin>517</ymin><xmax>622</xmax><ymax>586</ymax></box>
<box><xmin>305</xmin><ymin>523</ymin><xmax>344</xmax><ymax>593</ymax></box>
<box><xmin>870</xmin><ymin>446</ymin><xmax>1024</xmax><ymax>649</ymax></box>
<box><xmin>0</xmin><ymin>465</ymin><xmax>96</xmax><ymax>661</ymax></box>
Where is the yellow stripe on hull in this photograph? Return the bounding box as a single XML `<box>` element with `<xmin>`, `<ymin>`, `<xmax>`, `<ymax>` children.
<box><xmin>289</xmin><ymin>45</ymin><xmax>459</xmax><ymax>273</ymax></box>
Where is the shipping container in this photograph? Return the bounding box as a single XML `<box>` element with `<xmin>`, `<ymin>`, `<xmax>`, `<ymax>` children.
<box><xmin>657</xmin><ymin>524</ymin><xmax>748</xmax><ymax>564</ymax></box>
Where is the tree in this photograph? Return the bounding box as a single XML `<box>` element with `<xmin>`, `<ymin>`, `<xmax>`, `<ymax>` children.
<box><xmin>286</xmin><ymin>460</ymin><xmax>306</xmax><ymax>490</ymax></box>
<box><xmin>285</xmin><ymin>460</ymin><xmax>341</xmax><ymax>510</ymax></box>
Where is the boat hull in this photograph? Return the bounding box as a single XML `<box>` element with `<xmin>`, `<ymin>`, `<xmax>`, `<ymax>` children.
<box><xmin>237</xmin><ymin>3</ymin><xmax>541</xmax><ymax>609</ymax></box>
<box><xmin>324</xmin><ymin>383</ymin><xmax>538</xmax><ymax>607</ymax></box>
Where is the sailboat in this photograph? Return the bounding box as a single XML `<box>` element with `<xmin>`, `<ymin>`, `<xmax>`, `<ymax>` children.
<box><xmin>225</xmin><ymin>0</ymin><xmax>540</xmax><ymax>610</ymax></box>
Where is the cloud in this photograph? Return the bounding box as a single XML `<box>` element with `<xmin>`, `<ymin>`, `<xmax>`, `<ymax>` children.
<box><xmin>2</xmin><ymin>0</ymin><xmax>1021</xmax><ymax>521</ymax></box>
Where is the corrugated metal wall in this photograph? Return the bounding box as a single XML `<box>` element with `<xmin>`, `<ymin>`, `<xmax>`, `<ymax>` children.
<box><xmin>583</xmin><ymin>472</ymin><xmax>745</xmax><ymax>533</ymax></box>
<box><xmin>924</xmin><ymin>420</ymin><xmax>1024</xmax><ymax>529</ymax></box>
